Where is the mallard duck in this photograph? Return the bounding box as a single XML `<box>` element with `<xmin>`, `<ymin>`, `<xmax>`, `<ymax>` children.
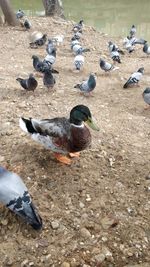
<box><xmin>19</xmin><ymin>105</ymin><xmax>99</xmax><ymax>164</ymax></box>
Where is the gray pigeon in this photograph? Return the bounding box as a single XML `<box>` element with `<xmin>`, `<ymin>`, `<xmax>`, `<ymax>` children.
<box><xmin>16</xmin><ymin>9</ymin><xmax>25</xmax><ymax>19</ymax></box>
<box><xmin>108</xmin><ymin>41</ymin><xmax>124</xmax><ymax>55</ymax></box>
<box><xmin>43</xmin><ymin>67</ymin><xmax>56</xmax><ymax>89</ymax></box>
<box><xmin>110</xmin><ymin>45</ymin><xmax>121</xmax><ymax>63</ymax></box>
<box><xmin>74</xmin><ymin>73</ymin><xmax>96</xmax><ymax>95</ymax></box>
<box><xmin>73</xmin><ymin>20</ymin><xmax>84</xmax><ymax>33</ymax></box>
<box><xmin>99</xmin><ymin>58</ymin><xmax>118</xmax><ymax>72</ymax></box>
<box><xmin>44</xmin><ymin>49</ymin><xmax>56</xmax><ymax>66</ymax></box>
<box><xmin>123</xmin><ymin>67</ymin><xmax>144</xmax><ymax>89</ymax></box>
<box><xmin>0</xmin><ymin>167</ymin><xmax>42</xmax><ymax>230</ymax></box>
<box><xmin>143</xmin><ymin>42</ymin><xmax>150</xmax><ymax>55</ymax></box>
<box><xmin>74</xmin><ymin>51</ymin><xmax>84</xmax><ymax>70</ymax></box>
<box><xmin>143</xmin><ymin>88</ymin><xmax>150</xmax><ymax>107</ymax></box>
<box><xmin>129</xmin><ymin>25</ymin><xmax>136</xmax><ymax>37</ymax></box>
<box><xmin>16</xmin><ymin>74</ymin><xmax>38</xmax><ymax>91</ymax></box>
<box><xmin>46</xmin><ymin>39</ymin><xmax>55</xmax><ymax>55</ymax></box>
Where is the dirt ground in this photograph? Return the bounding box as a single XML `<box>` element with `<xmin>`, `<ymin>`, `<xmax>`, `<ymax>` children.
<box><xmin>0</xmin><ymin>16</ymin><xmax>150</xmax><ymax>267</ymax></box>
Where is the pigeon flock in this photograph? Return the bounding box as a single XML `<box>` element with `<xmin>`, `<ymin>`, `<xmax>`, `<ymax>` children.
<box><xmin>0</xmin><ymin>10</ymin><xmax>150</xmax><ymax>230</ymax></box>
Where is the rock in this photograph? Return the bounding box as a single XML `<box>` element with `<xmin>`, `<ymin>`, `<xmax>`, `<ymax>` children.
<box><xmin>145</xmin><ymin>174</ymin><xmax>150</xmax><ymax>180</ymax></box>
<box><xmin>21</xmin><ymin>259</ymin><xmax>29</xmax><ymax>267</ymax></box>
<box><xmin>101</xmin><ymin>215</ymin><xmax>119</xmax><ymax>230</ymax></box>
<box><xmin>61</xmin><ymin>262</ymin><xmax>70</xmax><ymax>267</ymax></box>
<box><xmin>80</xmin><ymin>227</ymin><xmax>91</xmax><ymax>239</ymax></box>
<box><xmin>94</xmin><ymin>253</ymin><xmax>105</xmax><ymax>264</ymax></box>
<box><xmin>51</xmin><ymin>220</ymin><xmax>60</xmax><ymax>229</ymax></box>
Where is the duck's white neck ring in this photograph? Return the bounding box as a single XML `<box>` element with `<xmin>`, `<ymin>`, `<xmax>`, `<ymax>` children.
<box><xmin>71</xmin><ymin>123</ymin><xmax>84</xmax><ymax>128</ymax></box>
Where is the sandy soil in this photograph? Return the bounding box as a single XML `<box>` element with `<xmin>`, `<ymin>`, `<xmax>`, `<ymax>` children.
<box><xmin>0</xmin><ymin>16</ymin><xmax>150</xmax><ymax>267</ymax></box>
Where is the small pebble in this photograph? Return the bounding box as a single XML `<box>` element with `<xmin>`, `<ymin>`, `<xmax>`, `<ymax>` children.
<box><xmin>51</xmin><ymin>220</ymin><xmax>60</xmax><ymax>229</ymax></box>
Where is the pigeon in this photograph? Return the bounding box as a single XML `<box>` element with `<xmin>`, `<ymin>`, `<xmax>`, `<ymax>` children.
<box><xmin>129</xmin><ymin>25</ymin><xmax>136</xmax><ymax>38</ymax></box>
<box><xmin>30</xmin><ymin>34</ymin><xmax>47</xmax><ymax>48</ymax></box>
<box><xmin>143</xmin><ymin>42</ymin><xmax>150</xmax><ymax>55</ymax></box>
<box><xmin>16</xmin><ymin>74</ymin><xmax>38</xmax><ymax>91</ymax></box>
<box><xmin>128</xmin><ymin>36</ymin><xmax>147</xmax><ymax>46</ymax></box>
<box><xmin>99</xmin><ymin>58</ymin><xmax>119</xmax><ymax>72</ymax></box>
<box><xmin>16</xmin><ymin>9</ymin><xmax>25</xmax><ymax>19</ymax></box>
<box><xmin>73</xmin><ymin>20</ymin><xmax>84</xmax><ymax>33</ymax></box>
<box><xmin>24</xmin><ymin>19</ymin><xmax>31</xmax><ymax>30</ymax></box>
<box><xmin>110</xmin><ymin>45</ymin><xmax>121</xmax><ymax>63</ymax></box>
<box><xmin>74</xmin><ymin>73</ymin><xmax>96</xmax><ymax>95</ymax></box>
<box><xmin>143</xmin><ymin>88</ymin><xmax>150</xmax><ymax>108</ymax></box>
<box><xmin>0</xmin><ymin>167</ymin><xmax>42</xmax><ymax>230</ymax></box>
<box><xmin>123</xmin><ymin>67</ymin><xmax>144</xmax><ymax>89</ymax></box>
<box><xmin>72</xmin><ymin>43</ymin><xmax>90</xmax><ymax>55</ymax></box>
<box><xmin>123</xmin><ymin>37</ymin><xmax>135</xmax><ymax>53</ymax></box>
<box><xmin>32</xmin><ymin>55</ymin><xmax>46</xmax><ymax>73</ymax></box>
<box><xmin>74</xmin><ymin>51</ymin><xmax>84</xmax><ymax>70</ymax></box>
<box><xmin>108</xmin><ymin>41</ymin><xmax>124</xmax><ymax>55</ymax></box>
<box><xmin>43</xmin><ymin>67</ymin><xmax>56</xmax><ymax>89</ymax></box>
<box><xmin>44</xmin><ymin>49</ymin><xmax>56</xmax><ymax>66</ymax></box>
<box><xmin>46</xmin><ymin>39</ymin><xmax>56</xmax><ymax>55</ymax></box>
<box><xmin>71</xmin><ymin>36</ymin><xmax>80</xmax><ymax>49</ymax></box>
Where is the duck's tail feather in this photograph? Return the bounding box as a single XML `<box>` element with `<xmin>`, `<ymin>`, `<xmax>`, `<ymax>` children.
<box><xmin>19</xmin><ymin>117</ymin><xmax>36</xmax><ymax>134</ymax></box>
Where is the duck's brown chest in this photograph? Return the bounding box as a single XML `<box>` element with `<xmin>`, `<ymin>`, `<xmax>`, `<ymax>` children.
<box><xmin>69</xmin><ymin>125</ymin><xmax>91</xmax><ymax>152</ymax></box>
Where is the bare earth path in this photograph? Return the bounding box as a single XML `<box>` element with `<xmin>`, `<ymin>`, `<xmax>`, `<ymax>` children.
<box><xmin>0</xmin><ymin>17</ymin><xmax>150</xmax><ymax>267</ymax></box>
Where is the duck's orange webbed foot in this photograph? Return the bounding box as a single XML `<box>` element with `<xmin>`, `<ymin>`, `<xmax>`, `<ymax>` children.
<box><xmin>54</xmin><ymin>153</ymin><xmax>71</xmax><ymax>165</ymax></box>
<box><xmin>69</xmin><ymin>152</ymin><xmax>80</xmax><ymax>158</ymax></box>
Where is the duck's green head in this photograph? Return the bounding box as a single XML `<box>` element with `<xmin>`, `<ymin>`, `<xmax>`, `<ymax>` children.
<box><xmin>70</xmin><ymin>105</ymin><xmax>99</xmax><ymax>131</ymax></box>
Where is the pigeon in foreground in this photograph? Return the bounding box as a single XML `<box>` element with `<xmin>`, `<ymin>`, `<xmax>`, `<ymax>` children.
<box><xmin>99</xmin><ymin>58</ymin><xmax>119</xmax><ymax>72</ymax></box>
<box><xmin>142</xmin><ymin>88</ymin><xmax>150</xmax><ymax>108</ymax></box>
<box><xmin>123</xmin><ymin>67</ymin><xmax>144</xmax><ymax>89</ymax></box>
<box><xmin>74</xmin><ymin>73</ymin><xmax>97</xmax><ymax>96</ymax></box>
<box><xmin>16</xmin><ymin>74</ymin><xmax>38</xmax><ymax>91</ymax></box>
<box><xmin>43</xmin><ymin>67</ymin><xmax>56</xmax><ymax>89</ymax></box>
<box><xmin>0</xmin><ymin>167</ymin><xmax>42</xmax><ymax>230</ymax></box>
<box><xmin>74</xmin><ymin>52</ymin><xmax>84</xmax><ymax>70</ymax></box>
<box><xmin>110</xmin><ymin>45</ymin><xmax>121</xmax><ymax>63</ymax></box>
<box><xmin>143</xmin><ymin>42</ymin><xmax>150</xmax><ymax>55</ymax></box>
<box><xmin>16</xmin><ymin>9</ymin><xmax>25</xmax><ymax>19</ymax></box>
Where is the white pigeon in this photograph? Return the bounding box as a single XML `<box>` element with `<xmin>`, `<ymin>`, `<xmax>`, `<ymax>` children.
<box><xmin>74</xmin><ymin>53</ymin><xmax>84</xmax><ymax>70</ymax></box>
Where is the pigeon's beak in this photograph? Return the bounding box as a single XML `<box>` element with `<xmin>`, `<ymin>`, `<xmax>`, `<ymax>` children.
<box><xmin>86</xmin><ymin>117</ymin><xmax>99</xmax><ymax>131</ymax></box>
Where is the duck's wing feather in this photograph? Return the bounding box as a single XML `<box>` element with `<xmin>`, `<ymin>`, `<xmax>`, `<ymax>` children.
<box><xmin>31</xmin><ymin>117</ymin><xmax>71</xmax><ymax>138</ymax></box>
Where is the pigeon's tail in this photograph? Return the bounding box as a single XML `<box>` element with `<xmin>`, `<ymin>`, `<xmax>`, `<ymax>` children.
<box><xmin>16</xmin><ymin>78</ymin><xmax>23</xmax><ymax>83</ymax></box>
<box><xmin>19</xmin><ymin>117</ymin><xmax>36</xmax><ymax>134</ymax></box>
<box><xmin>82</xmin><ymin>48</ymin><xmax>90</xmax><ymax>53</ymax></box>
<box><xmin>27</xmin><ymin>202</ymin><xmax>43</xmax><ymax>230</ymax></box>
<box><xmin>51</xmin><ymin>68</ymin><xmax>59</xmax><ymax>74</ymax></box>
<box><xmin>74</xmin><ymin>84</ymin><xmax>80</xmax><ymax>89</ymax></box>
<box><xmin>112</xmin><ymin>56</ymin><xmax>121</xmax><ymax>63</ymax></box>
<box><xmin>12</xmin><ymin>199</ymin><xmax>43</xmax><ymax>230</ymax></box>
<box><xmin>112</xmin><ymin>66</ymin><xmax>119</xmax><ymax>71</ymax></box>
<box><xmin>123</xmin><ymin>80</ymin><xmax>130</xmax><ymax>89</ymax></box>
<box><xmin>118</xmin><ymin>49</ymin><xmax>125</xmax><ymax>55</ymax></box>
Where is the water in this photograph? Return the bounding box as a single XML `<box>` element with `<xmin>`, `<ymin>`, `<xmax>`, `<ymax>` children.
<box><xmin>10</xmin><ymin>0</ymin><xmax>150</xmax><ymax>40</ymax></box>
